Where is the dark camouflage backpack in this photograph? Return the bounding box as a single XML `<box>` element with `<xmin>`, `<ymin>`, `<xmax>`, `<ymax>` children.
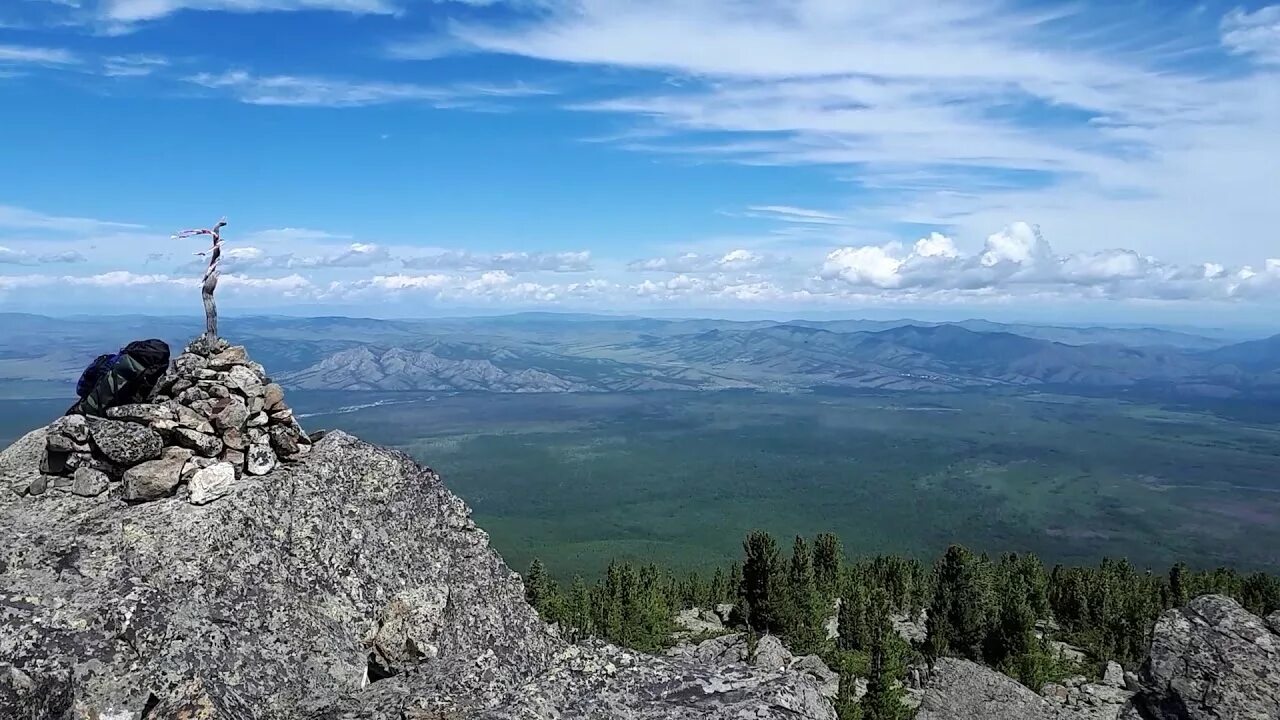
<box><xmin>68</xmin><ymin>339</ymin><xmax>171</xmax><ymax>416</ymax></box>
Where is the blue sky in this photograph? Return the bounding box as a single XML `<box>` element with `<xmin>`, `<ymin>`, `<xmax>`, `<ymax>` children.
<box><xmin>1</xmin><ymin>0</ymin><xmax>1278</xmax><ymax>322</ymax></box>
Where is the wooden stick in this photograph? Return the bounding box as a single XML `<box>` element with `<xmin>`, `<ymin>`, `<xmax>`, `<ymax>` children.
<box><xmin>174</xmin><ymin>218</ymin><xmax>227</xmax><ymax>348</ymax></box>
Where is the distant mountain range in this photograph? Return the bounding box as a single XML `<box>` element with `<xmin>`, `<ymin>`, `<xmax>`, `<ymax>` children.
<box><xmin>1</xmin><ymin>312</ymin><xmax>1276</xmax><ymax>400</ymax></box>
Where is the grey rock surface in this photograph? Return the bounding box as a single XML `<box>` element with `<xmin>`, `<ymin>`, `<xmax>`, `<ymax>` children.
<box><xmin>88</xmin><ymin>417</ymin><xmax>163</xmax><ymax>466</ymax></box>
<box><xmin>1</xmin><ymin>429</ymin><xmax>833</xmax><ymax>720</ymax></box>
<box><xmin>917</xmin><ymin>658</ymin><xmax>1061</xmax><ymax>720</ymax></box>
<box><xmin>188</xmin><ymin>461</ymin><xmax>237</xmax><ymax>505</ymax></box>
<box><xmin>69</xmin><ymin>466</ymin><xmax>110</xmax><ymax>497</ymax></box>
<box><xmin>122</xmin><ymin>446</ymin><xmax>193</xmax><ymax>501</ymax></box>
<box><xmin>1135</xmin><ymin>594</ymin><xmax>1280</xmax><ymax>720</ymax></box>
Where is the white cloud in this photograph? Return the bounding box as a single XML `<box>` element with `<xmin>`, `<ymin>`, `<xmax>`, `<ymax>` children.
<box><xmin>744</xmin><ymin>205</ymin><xmax>847</xmax><ymax>226</ymax></box>
<box><xmin>0</xmin><ymin>245</ymin><xmax>88</xmax><ymax>265</ymax></box>
<box><xmin>1222</xmin><ymin>6</ymin><xmax>1280</xmax><ymax>65</ymax></box>
<box><xmin>101</xmin><ymin>54</ymin><xmax>170</xmax><ymax>77</ymax></box>
<box><xmin>186</xmin><ymin>70</ymin><xmax>549</xmax><ymax>108</ymax></box>
<box><xmin>0</xmin><ymin>44</ymin><xmax>78</xmax><ymax>66</ymax></box>
<box><xmin>818</xmin><ymin>222</ymin><xmax>1280</xmax><ymax>302</ymax></box>
<box><xmin>100</xmin><ymin>0</ymin><xmax>397</xmax><ymax>24</ymax></box>
<box><xmin>629</xmin><ymin>249</ymin><xmax>770</xmax><ymax>273</ymax></box>
<box><xmin>401</xmin><ymin>249</ymin><xmax>593</xmax><ymax>272</ymax></box>
<box><xmin>0</xmin><ymin>204</ymin><xmax>144</xmax><ymax>234</ymax></box>
<box><xmin>428</xmin><ymin>0</ymin><xmax>1280</xmax><ymax>265</ymax></box>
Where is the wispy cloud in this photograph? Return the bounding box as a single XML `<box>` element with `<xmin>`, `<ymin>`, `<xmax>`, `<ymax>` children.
<box><xmin>629</xmin><ymin>249</ymin><xmax>770</xmax><ymax>273</ymax></box>
<box><xmin>185</xmin><ymin>69</ymin><xmax>551</xmax><ymax>108</ymax></box>
<box><xmin>0</xmin><ymin>43</ymin><xmax>79</xmax><ymax>66</ymax></box>
<box><xmin>424</xmin><ymin>0</ymin><xmax>1280</xmax><ymax>265</ymax></box>
<box><xmin>101</xmin><ymin>54</ymin><xmax>169</xmax><ymax>77</ymax></box>
<box><xmin>0</xmin><ymin>246</ymin><xmax>87</xmax><ymax>265</ymax></box>
<box><xmin>0</xmin><ymin>204</ymin><xmax>145</xmax><ymax>234</ymax></box>
<box><xmin>99</xmin><ymin>0</ymin><xmax>398</xmax><ymax>24</ymax></box>
<box><xmin>1221</xmin><ymin>6</ymin><xmax>1280</xmax><ymax>65</ymax></box>
<box><xmin>401</xmin><ymin>250</ymin><xmax>593</xmax><ymax>272</ymax></box>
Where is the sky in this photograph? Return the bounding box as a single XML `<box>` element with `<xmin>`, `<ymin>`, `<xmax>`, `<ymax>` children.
<box><xmin>1</xmin><ymin>0</ymin><xmax>1278</xmax><ymax>323</ymax></box>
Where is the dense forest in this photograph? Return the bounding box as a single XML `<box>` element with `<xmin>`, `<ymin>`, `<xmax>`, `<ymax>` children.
<box><xmin>524</xmin><ymin>532</ymin><xmax>1280</xmax><ymax>720</ymax></box>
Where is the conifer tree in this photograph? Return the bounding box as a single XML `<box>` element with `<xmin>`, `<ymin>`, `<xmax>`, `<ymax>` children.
<box><xmin>859</xmin><ymin>587</ymin><xmax>908</xmax><ymax>720</ymax></box>
<box><xmin>526</xmin><ymin>558</ymin><xmax>552</xmax><ymax>612</ymax></box>
<box><xmin>814</xmin><ymin>532</ymin><xmax>843</xmax><ymax>599</ymax></box>
<box><xmin>785</xmin><ymin>535</ymin><xmax>828</xmax><ymax>654</ymax></box>
<box><xmin>838</xmin><ymin>581</ymin><xmax>871</xmax><ymax>652</ymax></box>
<box><xmin>741</xmin><ymin>530</ymin><xmax>784</xmax><ymax>633</ymax></box>
<box><xmin>926</xmin><ymin>545</ymin><xmax>992</xmax><ymax>660</ymax></box>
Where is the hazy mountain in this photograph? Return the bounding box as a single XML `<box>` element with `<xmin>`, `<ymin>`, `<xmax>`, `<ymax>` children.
<box><xmin>0</xmin><ymin>312</ymin><xmax>1275</xmax><ymax>399</ymax></box>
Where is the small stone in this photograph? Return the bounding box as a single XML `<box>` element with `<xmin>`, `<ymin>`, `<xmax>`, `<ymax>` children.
<box><xmin>106</xmin><ymin>403</ymin><xmax>176</xmax><ymax>424</ymax></box>
<box><xmin>1123</xmin><ymin>671</ymin><xmax>1141</xmax><ymax>693</ymax></box>
<box><xmin>269</xmin><ymin>425</ymin><xmax>300</xmax><ymax>456</ymax></box>
<box><xmin>188</xmin><ymin>462</ymin><xmax>237</xmax><ymax>505</ymax></box>
<box><xmin>27</xmin><ymin>475</ymin><xmax>48</xmax><ymax>496</ymax></box>
<box><xmin>222</xmin><ymin>427</ymin><xmax>247</xmax><ymax>451</ymax></box>
<box><xmin>247</xmin><ymin>412</ymin><xmax>268</xmax><ymax>428</ymax></box>
<box><xmin>123</xmin><ymin>447</ymin><xmax>192</xmax><ymax>502</ymax></box>
<box><xmin>248</xmin><ymin>362</ymin><xmax>268</xmax><ymax>382</ymax></box>
<box><xmin>246</xmin><ymin>395</ymin><xmax>264</xmax><ymax>416</ymax></box>
<box><xmin>174</xmin><ymin>428</ymin><xmax>224</xmax><ymax>458</ymax></box>
<box><xmin>1102</xmin><ymin>661</ymin><xmax>1125</xmax><ymax>688</ymax></box>
<box><xmin>177</xmin><ymin>387</ymin><xmax>213</xmax><ymax>406</ymax></box>
<box><xmin>263</xmin><ymin>383</ymin><xmax>285</xmax><ymax>411</ymax></box>
<box><xmin>246</xmin><ymin>443</ymin><xmax>276</xmax><ymax>476</ymax></box>
<box><xmin>269</xmin><ymin>408</ymin><xmax>294</xmax><ymax>424</ymax></box>
<box><xmin>198</xmin><ymin>381</ymin><xmax>231</xmax><ymax>399</ymax></box>
<box><xmin>48</xmin><ymin>414</ymin><xmax>89</xmax><ymax>443</ymax></box>
<box><xmin>170</xmin><ymin>403</ymin><xmax>214</xmax><ymax>434</ymax></box>
<box><xmin>194</xmin><ymin>368</ymin><xmax>219</xmax><ymax>380</ymax></box>
<box><xmin>227</xmin><ymin>365</ymin><xmax>265</xmax><ymax>398</ymax></box>
<box><xmin>70</xmin><ymin>467</ymin><xmax>109</xmax><ymax>497</ymax></box>
<box><xmin>46</xmin><ymin>433</ymin><xmax>80</xmax><ymax>453</ymax></box>
<box><xmin>211</xmin><ymin>397</ymin><xmax>248</xmax><ymax>432</ymax></box>
<box><xmin>88</xmin><ymin>418</ymin><xmax>163</xmax><ymax>467</ymax></box>
<box><xmin>223</xmin><ymin>449</ymin><xmax>246</xmax><ymax>468</ymax></box>
<box><xmin>207</xmin><ymin>345</ymin><xmax>249</xmax><ymax>369</ymax></box>
<box><xmin>174</xmin><ymin>352</ymin><xmax>208</xmax><ymax>375</ymax></box>
<box><xmin>247</xmin><ymin>427</ymin><xmax>267</xmax><ymax>444</ymax></box>
<box><xmin>170</xmin><ymin>377</ymin><xmax>194</xmax><ymax>395</ymax></box>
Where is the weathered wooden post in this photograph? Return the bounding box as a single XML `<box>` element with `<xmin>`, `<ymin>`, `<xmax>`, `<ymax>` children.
<box><xmin>174</xmin><ymin>218</ymin><xmax>227</xmax><ymax>348</ymax></box>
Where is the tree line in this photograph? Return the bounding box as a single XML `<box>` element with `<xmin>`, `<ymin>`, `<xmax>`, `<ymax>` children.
<box><xmin>524</xmin><ymin>532</ymin><xmax>1280</xmax><ymax>720</ymax></box>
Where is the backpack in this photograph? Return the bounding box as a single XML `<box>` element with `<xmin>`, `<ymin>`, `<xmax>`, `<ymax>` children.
<box><xmin>69</xmin><ymin>339</ymin><xmax>172</xmax><ymax>416</ymax></box>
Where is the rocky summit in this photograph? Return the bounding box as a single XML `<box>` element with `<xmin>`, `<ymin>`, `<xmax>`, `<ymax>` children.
<box><xmin>0</xmin><ymin>340</ymin><xmax>834</xmax><ymax>719</ymax></box>
<box><xmin>3</xmin><ymin>340</ymin><xmax>1279</xmax><ymax>720</ymax></box>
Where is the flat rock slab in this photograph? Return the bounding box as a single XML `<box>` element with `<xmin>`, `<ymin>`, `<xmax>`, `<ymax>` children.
<box><xmin>88</xmin><ymin>418</ymin><xmax>163</xmax><ymax>467</ymax></box>
<box><xmin>189</xmin><ymin>462</ymin><xmax>236</xmax><ymax>505</ymax></box>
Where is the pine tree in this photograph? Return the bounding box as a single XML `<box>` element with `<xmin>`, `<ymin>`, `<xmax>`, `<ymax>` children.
<box><xmin>784</xmin><ymin>535</ymin><xmax>828</xmax><ymax>654</ymax></box>
<box><xmin>838</xmin><ymin>581</ymin><xmax>871</xmax><ymax>652</ymax></box>
<box><xmin>859</xmin><ymin>587</ymin><xmax>908</xmax><ymax>720</ymax></box>
<box><xmin>564</xmin><ymin>575</ymin><xmax>592</xmax><ymax>642</ymax></box>
<box><xmin>1169</xmin><ymin>562</ymin><xmax>1190</xmax><ymax>608</ymax></box>
<box><xmin>741</xmin><ymin>530</ymin><xmax>784</xmax><ymax>633</ymax></box>
<box><xmin>814</xmin><ymin>532</ymin><xmax>843</xmax><ymax>599</ymax></box>
<box><xmin>926</xmin><ymin>545</ymin><xmax>992</xmax><ymax>660</ymax></box>
<box><xmin>526</xmin><ymin>558</ymin><xmax>552</xmax><ymax>612</ymax></box>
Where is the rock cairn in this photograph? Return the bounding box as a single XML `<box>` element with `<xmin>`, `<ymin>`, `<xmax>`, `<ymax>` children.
<box><xmin>30</xmin><ymin>337</ymin><xmax>310</xmax><ymax>504</ymax></box>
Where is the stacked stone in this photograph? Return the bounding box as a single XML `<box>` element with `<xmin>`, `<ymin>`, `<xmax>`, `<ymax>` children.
<box><xmin>33</xmin><ymin>337</ymin><xmax>310</xmax><ymax>505</ymax></box>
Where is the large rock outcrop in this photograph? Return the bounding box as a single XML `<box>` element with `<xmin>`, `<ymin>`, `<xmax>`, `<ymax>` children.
<box><xmin>1</xmin><ymin>416</ymin><xmax>833</xmax><ymax>719</ymax></box>
<box><xmin>916</xmin><ymin>594</ymin><xmax>1280</xmax><ymax>720</ymax></box>
<box><xmin>1134</xmin><ymin>594</ymin><xmax>1280</xmax><ymax>720</ymax></box>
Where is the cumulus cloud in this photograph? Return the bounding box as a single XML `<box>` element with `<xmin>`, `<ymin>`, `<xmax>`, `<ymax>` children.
<box><xmin>819</xmin><ymin>222</ymin><xmax>1280</xmax><ymax>301</ymax></box>
<box><xmin>629</xmin><ymin>249</ymin><xmax>769</xmax><ymax>273</ymax></box>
